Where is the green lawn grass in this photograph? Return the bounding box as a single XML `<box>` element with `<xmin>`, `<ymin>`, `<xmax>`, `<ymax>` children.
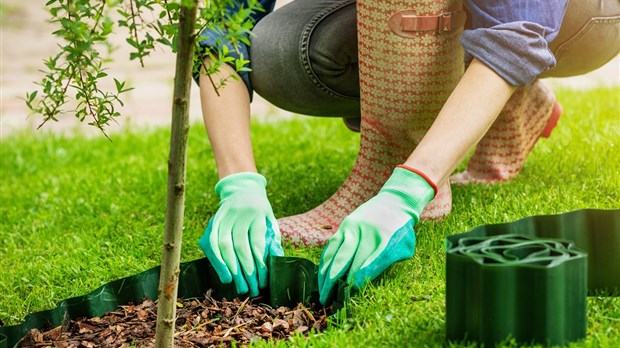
<box><xmin>1</xmin><ymin>87</ymin><xmax>618</xmax><ymax>347</ymax></box>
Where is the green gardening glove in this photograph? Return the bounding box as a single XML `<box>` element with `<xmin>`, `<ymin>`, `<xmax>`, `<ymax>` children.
<box><xmin>318</xmin><ymin>166</ymin><xmax>436</xmax><ymax>304</ymax></box>
<box><xmin>198</xmin><ymin>172</ymin><xmax>284</xmax><ymax>297</ymax></box>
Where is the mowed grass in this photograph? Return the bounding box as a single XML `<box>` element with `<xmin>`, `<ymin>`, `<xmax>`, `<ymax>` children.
<box><xmin>1</xmin><ymin>87</ymin><xmax>618</xmax><ymax>347</ymax></box>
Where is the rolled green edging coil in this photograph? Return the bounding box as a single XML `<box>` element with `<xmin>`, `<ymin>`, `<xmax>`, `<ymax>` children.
<box><xmin>0</xmin><ymin>256</ymin><xmax>349</xmax><ymax>348</ymax></box>
<box><xmin>447</xmin><ymin>234</ymin><xmax>587</xmax><ymax>345</ymax></box>
<box><xmin>446</xmin><ymin>209</ymin><xmax>620</xmax><ymax>346</ymax></box>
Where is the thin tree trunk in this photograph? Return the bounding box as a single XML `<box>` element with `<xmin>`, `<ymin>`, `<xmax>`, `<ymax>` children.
<box><xmin>154</xmin><ymin>2</ymin><xmax>198</xmax><ymax>347</ymax></box>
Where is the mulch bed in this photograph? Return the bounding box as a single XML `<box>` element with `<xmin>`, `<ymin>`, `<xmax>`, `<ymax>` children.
<box><xmin>18</xmin><ymin>290</ymin><xmax>333</xmax><ymax>347</ymax></box>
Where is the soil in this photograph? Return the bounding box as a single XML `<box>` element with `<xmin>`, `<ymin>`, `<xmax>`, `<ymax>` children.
<box><xmin>18</xmin><ymin>291</ymin><xmax>333</xmax><ymax>347</ymax></box>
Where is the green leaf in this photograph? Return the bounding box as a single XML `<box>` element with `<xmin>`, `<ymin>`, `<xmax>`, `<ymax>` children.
<box><xmin>235</xmin><ymin>58</ymin><xmax>249</xmax><ymax>71</ymax></box>
<box><xmin>102</xmin><ymin>17</ymin><xmax>114</xmax><ymax>35</ymax></box>
<box><xmin>113</xmin><ymin>78</ymin><xmax>123</xmax><ymax>93</ymax></box>
<box><xmin>28</xmin><ymin>91</ymin><xmax>38</xmax><ymax>103</ymax></box>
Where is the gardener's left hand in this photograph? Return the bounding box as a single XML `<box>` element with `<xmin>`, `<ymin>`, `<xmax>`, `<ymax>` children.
<box><xmin>318</xmin><ymin>166</ymin><xmax>437</xmax><ymax>304</ymax></box>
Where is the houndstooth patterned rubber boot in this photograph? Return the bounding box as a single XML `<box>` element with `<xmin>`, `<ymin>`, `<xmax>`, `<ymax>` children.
<box><xmin>278</xmin><ymin>0</ymin><xmax>465</xmax><ymax>246</ymax></box>
<box><xmin>451</xmin><ymin>80</ymin><xmax>561</xmax><ymax>184</ymax></box>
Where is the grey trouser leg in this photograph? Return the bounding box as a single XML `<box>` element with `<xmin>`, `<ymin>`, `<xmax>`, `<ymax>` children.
<box><xmin>250</xmin><ymin>0</ymin><xmax>360</xmax><ymax>118</ymax></box>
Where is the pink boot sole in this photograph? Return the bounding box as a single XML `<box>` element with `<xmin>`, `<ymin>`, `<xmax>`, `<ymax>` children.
<box><xmin>541</xmin><ymin>102</ymin><xmax>562</xmax><ymax>138</ymax></box>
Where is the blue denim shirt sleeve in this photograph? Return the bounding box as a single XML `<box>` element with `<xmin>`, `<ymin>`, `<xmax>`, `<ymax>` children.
<box><xmin>461</xmin><ymin>0</ymin><xmax>568</xmax><ymax>86</ymax></box>
<box><xmin>195</xmin><ymin>0</ymin><xmax>276</xmax><ymax>99</ymax></box>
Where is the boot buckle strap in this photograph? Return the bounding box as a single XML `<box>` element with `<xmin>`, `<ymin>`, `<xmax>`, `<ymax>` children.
<box><xmin>388</xmin><ymin>10</ymin><xmax>467</xmax><ymax>37</ymax></box>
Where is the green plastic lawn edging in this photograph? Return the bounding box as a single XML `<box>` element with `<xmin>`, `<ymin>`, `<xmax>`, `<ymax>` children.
<box><xmin>0</xmin><ymin>256</ymin><xmax>350</xmax><ymax>348</ymax></box>
<box><xmin>446</xmin><ymin>209</ymin><xmax>620</xmax><ymax>346</ymax></box>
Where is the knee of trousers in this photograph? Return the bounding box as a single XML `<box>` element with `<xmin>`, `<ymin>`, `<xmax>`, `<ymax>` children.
<box><xmin>249</xmin><ymin>2</ymin><xmax>360</xmax><ymax>117</ymax></box>
<box><xmin>541</xmin><ymin>0</ymin><xmax>620</xmax><ymax>78</ymax></box>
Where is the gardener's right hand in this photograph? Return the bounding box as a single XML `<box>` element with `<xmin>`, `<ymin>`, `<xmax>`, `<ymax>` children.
<box><xmin>198</xmin><ymin>172</ymin><xmax>284</xmax><ymax>297</ymax></box>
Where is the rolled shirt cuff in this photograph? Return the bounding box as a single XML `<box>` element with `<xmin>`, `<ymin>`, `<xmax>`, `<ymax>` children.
<box><xmin>461</xmin><ymin>21</ymin><xmax>557</xmax><ymax>86</ymax></box>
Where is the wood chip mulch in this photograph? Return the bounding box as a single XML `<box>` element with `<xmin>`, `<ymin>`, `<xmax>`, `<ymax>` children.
<box><xmin>19</xmin><ymin>290</ymin><xmax>333</xmax><ymax>347</ymax></box>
